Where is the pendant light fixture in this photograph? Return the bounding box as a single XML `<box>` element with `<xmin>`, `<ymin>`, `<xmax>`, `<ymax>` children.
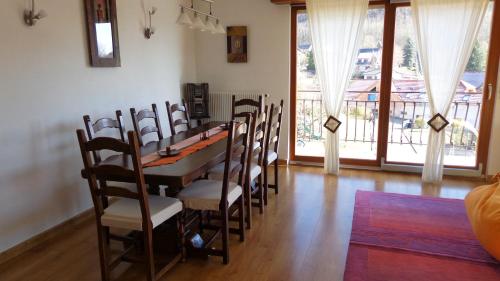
<box><xmin>191</xmin><ymin>12</ymin><xmax>206</xmax><ymax>31</ymax></box>
<box><xmin>214</xmin><ymin>19</ymin><xmax>226</xmax><ymax>34</ymax></box>
<box><xmin>177</xmin><ymin>0</ymin><xmax>224</xmax><ymax>35</ymax></box>
<box><xmin>176</xmin><ymin>7</ymin><xmax>193</xmax><ymax>26</ymax></box>
<box><xmin>205</xmin><ymin>16</ymin><xmax>217</xmax><ymax>34</ymax></box>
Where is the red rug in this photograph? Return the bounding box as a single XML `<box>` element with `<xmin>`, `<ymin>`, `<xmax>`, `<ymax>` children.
<box><xmin>344</xmin><ymin>191</ymin><xmax>500</xmax><ymax>281</ymax></box>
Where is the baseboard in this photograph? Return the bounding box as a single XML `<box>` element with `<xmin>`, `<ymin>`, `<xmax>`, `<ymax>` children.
<box><xmin>0</xmin><ymin>208</ymin><xmax>94</xmax><ymax>265</ymax></box>
<box><xmin>277</xmin><ymin>159</ymin><xmax>288</xmax><ymax>165</ymax></box>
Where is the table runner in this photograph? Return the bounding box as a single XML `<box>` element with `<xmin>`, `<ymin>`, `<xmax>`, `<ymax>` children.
<box><xmin>142</xmin><ymin>126</ymin><xmax>228</xmax><ymax>167</ymax></box>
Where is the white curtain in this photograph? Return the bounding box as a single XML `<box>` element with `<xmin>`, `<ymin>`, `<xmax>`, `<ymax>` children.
<box><xmin>306</xmin><ymin>0</ymin><xmax>369</xmax><ymax>174</ymax></box>
<box><xmin>412</xmin><ymin>0</ymin><xmax>488</xmax><ymax>183</ymax></box>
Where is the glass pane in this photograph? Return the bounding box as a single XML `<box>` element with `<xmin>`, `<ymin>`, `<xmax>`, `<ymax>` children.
<box><xmin>386</xmin><ymin>4</ymin><xmax>493</xmax><ymax>167</ymax></box>
<box><xmin>295</xmin><ymin>8</ymin><xmax>385</xmax><ymax>160</ymax></box>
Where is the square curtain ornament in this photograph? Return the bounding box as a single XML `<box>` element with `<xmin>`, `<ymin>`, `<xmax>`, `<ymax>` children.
<box><xmin>427</xmin><ymin>113</ymin><xmax>449</xmax><ymax>132</ymax></box>
<box><xmin>324</xmin><ymin>115</ymin><xmax>342</xmax><ymax>134</ymax></box>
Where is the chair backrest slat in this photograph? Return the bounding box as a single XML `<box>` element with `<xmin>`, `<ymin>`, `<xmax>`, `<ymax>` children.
<box><xmin>231</xmin><ymin>95</ymin><xmax>264</xmax><ymax>119</ymax></box>
<box><xmin>85</xmin><ymin>137</ymin><xmax>131</xmax><ymax>153</ymax></box>
<box><xmin>83</xmin><ymin>110</ymin><xmax>126</xmax><ymax>163</ymax></box>
<box><xmin>101</xmin><ymin>186</ymin><xmax>140</xmax><ymax>199</ymax></box>
<box><xmin>166</xmin><ymin>99</ymin><xmax>192</xmax><ymax>136</ymax></box>
<box><xmin>130</xmin><ymin>104</ymin><xmax>163</xmax><ymax>146</ymax></box>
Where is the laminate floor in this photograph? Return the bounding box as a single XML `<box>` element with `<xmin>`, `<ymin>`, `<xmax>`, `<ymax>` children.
<box><xmin>0</xmin><ymin>166</ymin><xmax>483</xmax><ymax>281</ymax></box>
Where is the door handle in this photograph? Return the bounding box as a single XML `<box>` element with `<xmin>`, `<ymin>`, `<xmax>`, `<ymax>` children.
<box><xmin>488</xmin><ymin>83</ymin><xmax>493</xmax><ymax>100</ymax></box>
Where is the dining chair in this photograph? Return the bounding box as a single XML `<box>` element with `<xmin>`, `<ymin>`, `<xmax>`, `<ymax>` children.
<box><xmin>231</xmin><ymin>94</ymin><xmax>264</xmax><ymax>119</ymax></box>
<box><xmin>177</xmin><ymin>119</ymin><xmax>249</xmax><ymax>264</ymax></box>
<box><xmin>77</xmin><ymin>129</ymin><xmax>184</xmax><ymax>281</ymax></box>
<box><xmin>166</xmin><ymin>99</ymin><xmax>191</xmax><ymax>136</ymax></box>
<box><xmin>264</xmin><ymin>100</ymin><xmax>284</xmax><ymax>202</ymax></box>
<box><xmin>130</xmin><ymin>104</ymin><xmax>163</xmax><ymax>146</ymax></box>
<box><xmin>207</xmin><ymin>109</ymin><xmax>267</xmax><ymax>229</ymax></box>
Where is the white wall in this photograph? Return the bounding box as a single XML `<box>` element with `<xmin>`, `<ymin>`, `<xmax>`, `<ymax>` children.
<box><xmin>0</xmin><ymin>0</ymin><xmax>197</xmax><ymax>252</ymax></box>
<box><xmin>195</xmin><ymin>0</ymin><xmax>291</xmax><ymax>158</ymax></box>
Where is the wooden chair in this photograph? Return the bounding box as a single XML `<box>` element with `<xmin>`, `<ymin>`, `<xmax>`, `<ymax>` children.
<box><xmin>264</xmin><ymin>100</ymin><xmax>284</xmax><ymax>202</ymax></box>
<box><xmin>130</xmin><ymin>104</ymin><xmax>163</xmax><ymax>146</ymax></box>
<box><xmin>208</xmin><ymin>108</ymin><xmax>267</xmax><ymax>229</ymax></box>
<box><xmin>178</xmin><ymin>119</ymin><xmax>249</xmax><ymax>264</ymax></box>
<box><xmin>166</xmin><ymin>100</ymin><xmax>191</xmax><ymax>136</ymax></box>
<box><xmin>83</xmin><ymin>110</ymin><xmax>126</xmax><ymax>163</ymax></box>
<box><xmin>249</xmin><ymin>108</ymin><xmax>268</xmax><ymax>214</ymax></box>
<box><xmin>231</xmin><ymin>95</ymin><xmax>264</xmax><ymax>119</ymax></box>
<box><xmin>77</xmin><ymin>129</ymin><xmax>184</xmax><ymax>281</ymax></box>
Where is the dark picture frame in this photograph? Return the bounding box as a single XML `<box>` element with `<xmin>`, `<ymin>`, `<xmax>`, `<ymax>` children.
<box><xmin>84</xmin><ymin>0</ymin><xmax>121</xmax><ymax>67</ymax></box>
<box><xmin>227</xmin><ymin>26</ymin><xmax>248</xmax><ymax>63</ymax></box>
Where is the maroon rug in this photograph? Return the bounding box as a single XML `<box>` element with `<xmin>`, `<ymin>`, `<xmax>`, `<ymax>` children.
<box><xmin>344</xmin><ymin>191</ymin><xmax>500</xmax><ymax>281</ymax></box>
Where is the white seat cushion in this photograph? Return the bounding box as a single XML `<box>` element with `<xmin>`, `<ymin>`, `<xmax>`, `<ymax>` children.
<box><xmin>178</xmin><ymin>180</ymin><xmax>242</xmax><ymax>211</ymax></box>
<box><xmin>208</xmin><ymin>161</ymin><xmax>261</xmax><ymax>181</ymax></box>
<box><xmin>266</xmin><ymin>150</ymin><xmax>278</xmax><ymax>165</ymax></box>
<box><xmin>101</xmin><ymin>195</ymin><xmax>183</xmax><ymax>231</ymax></box>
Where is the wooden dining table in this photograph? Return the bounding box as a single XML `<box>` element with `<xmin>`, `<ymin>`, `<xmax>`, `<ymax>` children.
<box><xmin>80</xmin><ymin>121</ymin><xmax>228</xmax><ymax>193</ymax></box>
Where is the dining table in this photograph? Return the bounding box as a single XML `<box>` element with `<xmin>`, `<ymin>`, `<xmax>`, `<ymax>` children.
<box><xmin>80</xmin><ymin>121</ymin><xmax>228</xmax><ymax>194</ymax></box>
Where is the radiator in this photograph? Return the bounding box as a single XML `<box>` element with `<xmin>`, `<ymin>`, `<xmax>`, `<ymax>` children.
<box><xmin>209</xmin><ymin>91</ymin><xmax>268</xmax><ymax>122</ymax></box>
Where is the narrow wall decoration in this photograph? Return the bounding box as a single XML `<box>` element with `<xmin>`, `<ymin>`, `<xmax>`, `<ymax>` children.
<box><xmin>84</xmin><ymin>0</ymin><xmax>121</xmax><ymax>67</ymax></box>
<box><xmin>227</xmin><ymin>26</ymin><xmax>247</xmax><ymax>63</ymax></box>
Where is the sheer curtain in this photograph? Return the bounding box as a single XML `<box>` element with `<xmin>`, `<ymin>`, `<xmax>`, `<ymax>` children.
<box><xmin>306</xmin><ymin>0</ymin><xmax>369</xmax><ymax>174</ymax></box>
<box><xmin>411</xmin><ymin>0</ymin><xmax>488</xmax><ymax>183</ymax></box>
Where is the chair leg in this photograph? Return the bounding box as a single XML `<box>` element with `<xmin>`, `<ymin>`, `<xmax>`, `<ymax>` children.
<box><xmin>263</xmin><ymin>165</ymin><xmax>269</xmax><ymax>206</ymax></box>
<box><xmin>238</xmin><ymin>195</ymin><xmax>245</xmax><ymax>242</ymax></box>
<box><xmin>143</xmin><ymin>230</ymin><xmax>155</xmax><ymax>281</ymax></box>
<box><xmin>274</xmin><ymin>160</ymin><xmax>279</xmax><ymax>194</ymax></box>
<box><xmin>258</xmin><ymin>174</ymin><xmax>264</xmax><ymax>214</ymax></box>
<box><xmin>198</xmin><ymin>211</ymin><xmax>204</xmax><ymax>234</ymax></box>
<box><xmin>96</xmin><ymin>224</ymin><xmax>111</xmax><ymax>281</ymax></box>
<box><xmin>177</xmin><ymin>213</ymin><xmax>186</xmax><ymax>262</ymax></box>
<box><xmin>245</xmin><ymin>179</ymin><xmax>252</xmax><ymax>229</ymax></box>
<box><xmin>221</xmin><ymin>208</ymin><xmax>230</xmax><ymax>264</ymax></box>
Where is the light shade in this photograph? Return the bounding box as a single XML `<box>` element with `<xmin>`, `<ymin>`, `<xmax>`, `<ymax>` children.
<box><xmin>205</xmin><ymin>17</ymin><xmax>217</xmax><ymax>34</ymax></box>
<box><xmin>214</xmin><ymin>20</ymin><xmax>226</xmax><ymax>34</ymax></box>
<box><xmin>176</xmin><ymin>8</ymin><xmax>192</xmax><ymax>26</ymax></box>
<box><xmin>191</xmin><ymin>13</ymin><xmax>206</xmax><ymax>31</ymax></box>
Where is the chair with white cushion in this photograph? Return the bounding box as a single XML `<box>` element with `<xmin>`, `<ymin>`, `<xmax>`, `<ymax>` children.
<box><xmin>77</xmin><ymin>129</ymin><xmax>183</xmax><ymax>281</ymax></box>
<box><xmin>264</xmin><ymin>100</ymin><xmax>284</xmax><ymax>202</ymax></box>
<box><xmin>208</xmin><ymin>109</ymin><xmax>267</xmax><ymax>229</ymax></box>
<box><xmin>178</xmin><ymin>120</ymin><xmax>248</xmax><ymax>264</ymax></box>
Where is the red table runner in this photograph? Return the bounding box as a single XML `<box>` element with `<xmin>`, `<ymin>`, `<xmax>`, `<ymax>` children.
<box><xmin>142</xmin><ymin>126</ymin><xmax>228</xmax><ymax>168</ymax></box>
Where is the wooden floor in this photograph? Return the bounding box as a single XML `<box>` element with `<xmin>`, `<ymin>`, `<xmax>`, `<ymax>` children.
<box><xmin>0</xmin><ymin>166</ymin><xmax>484</xmax><ymax>281</ymax></box>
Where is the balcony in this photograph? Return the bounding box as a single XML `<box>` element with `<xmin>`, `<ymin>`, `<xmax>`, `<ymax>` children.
<box><xmin>296</xmin><ymin>90</ymin><xmax>481</xmax><ymax>166</ymax></box>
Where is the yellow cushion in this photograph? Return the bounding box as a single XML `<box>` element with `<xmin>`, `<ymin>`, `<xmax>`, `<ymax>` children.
<box><xmin>464</xmin><ymin>174</ymin><xmax>500</xmax><ymax>261</ymax></box>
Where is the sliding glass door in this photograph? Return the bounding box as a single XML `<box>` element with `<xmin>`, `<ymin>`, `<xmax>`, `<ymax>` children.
<box><xmin>290</xmin><ymin>1</ymin><xmax>499</xmax><ymax>173</ymax></box>
<box><xmin>294</xmin><ymin>6</ymin><xmax>385</xmax><ymax>162</ymax></box>
<box><xmin>386</xmin><ymin>3</ymin><xmax>494</xmax><ymax>167</ymax></box>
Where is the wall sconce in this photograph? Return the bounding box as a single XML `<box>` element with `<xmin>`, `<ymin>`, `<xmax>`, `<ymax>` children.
<box><xmin>144</xmin><ymin>7</ymin><xmax>157</xmax><ymax>39</ymax></box>
<box><xmin>24</xmin><ymin>0</ymin><xmax>47</xmax><ymax>26</ymax></box>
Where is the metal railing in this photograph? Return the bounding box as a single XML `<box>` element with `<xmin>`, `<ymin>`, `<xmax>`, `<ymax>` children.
<box><xmin>296</xmin><ymin>90</ymin><xmax>482</xmax><ymax>151</ymax></box>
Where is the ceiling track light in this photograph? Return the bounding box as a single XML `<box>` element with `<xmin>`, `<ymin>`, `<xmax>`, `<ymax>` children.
<box><xmin>177</xmin><ymin>0</ymin><xmax>225</xmax><ymax>35</ymax></box>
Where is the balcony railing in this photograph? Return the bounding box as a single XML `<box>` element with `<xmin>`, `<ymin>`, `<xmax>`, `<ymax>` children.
<box><xmin>296</xmin><ymin>90</ymin><xmax>482</xmax><ymax>152</ymax></box>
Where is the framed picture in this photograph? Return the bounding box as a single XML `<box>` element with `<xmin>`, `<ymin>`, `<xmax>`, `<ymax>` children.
<box><xmin>84</xmin><ymin>0</ymin><xmax>121</xmax><ymax>67</ymax></box>
<box><xmin>227</xmin><ymin>26</ymin><xmax>247</xmax><ymax>63</ymax></box>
